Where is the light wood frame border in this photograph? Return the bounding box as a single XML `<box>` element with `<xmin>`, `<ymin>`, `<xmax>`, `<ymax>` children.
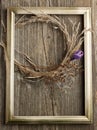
<box><xmin>6</xmin><ymin>7</ymin><xmax>93</xmax><ymax>124</ymax></box>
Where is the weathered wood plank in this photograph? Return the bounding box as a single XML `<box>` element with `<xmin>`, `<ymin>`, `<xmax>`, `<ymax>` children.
<box><xmin>92</xmin><ymin>0</ymin><xmax>97</xmax><ymax>130</ymax></box>
<box><xmin>14</xmin><ymin>12</ymin><xmax>84</xmax><ymax>117</ymax></box>
<box><xmin>0</xmin><ymin>0</ymin><xmax>95</xmax><ymax>130</ymax></box>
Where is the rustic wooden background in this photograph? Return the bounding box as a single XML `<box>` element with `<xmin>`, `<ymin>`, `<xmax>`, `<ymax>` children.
<box><xmin>0</xmin><ymin>0</ymin><xmax>96</xmax><ymax>130</ymax></box>
<box><xmin>14</xmin><ymin>14</ymin><xmax>84</xmax><ymax>116</ymax></box>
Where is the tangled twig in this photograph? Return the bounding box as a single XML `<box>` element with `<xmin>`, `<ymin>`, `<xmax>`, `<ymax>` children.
<box><xmin>14</xmin><ymin>14</ymin><xmax>85</xmax><ymax>84</ymax></box>
<box><xmin>0</xmin><ymin>13</ymin><xmax>90</xmax><ymax>87</ymax></box>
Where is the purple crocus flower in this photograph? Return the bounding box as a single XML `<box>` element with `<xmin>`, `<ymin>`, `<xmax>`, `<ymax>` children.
<box><xmin>71</xmin><ymin>50</ymin><xmax>84</xmax><ymax>60</ymax></box>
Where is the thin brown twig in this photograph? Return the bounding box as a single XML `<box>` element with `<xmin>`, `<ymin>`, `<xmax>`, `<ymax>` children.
<box><xmin>1</xmin><ymin>20</ymin><xmax>6</xmax><ymax>32</ymax></box>
<box><xmin>15</xmin><ymin>15</ymin><xmax>25</xmax><ymax>26</ymax></box>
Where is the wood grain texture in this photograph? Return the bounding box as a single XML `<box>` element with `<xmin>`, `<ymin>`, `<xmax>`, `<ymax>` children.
<box><xmin>0</xmin><ymin>0</ymin><xmax>95</xmax><ymax>130</ymax></box>
<box><xmin>92</xmin><ymin>0</ymin><xmax>97</xmax><ymax>130</ymax></box>
<box><xmin>14</xmin><ymin>14</ymin><xmax>84</xmax><ymax>117</ymax></box>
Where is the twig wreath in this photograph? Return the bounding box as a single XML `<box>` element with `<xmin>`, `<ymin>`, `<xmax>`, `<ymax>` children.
<box><xmin>0</xmin><ymin>13</ymin><xmax>91</xmax><ymax>87</ymax></box>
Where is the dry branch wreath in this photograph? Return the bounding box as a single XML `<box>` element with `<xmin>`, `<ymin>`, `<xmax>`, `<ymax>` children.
<box><xmin>0</xmin><ymin>13</ymin><xmax>91</xmax><ymax>87</ymax></box>
<box><xmin>14</xmin><ymin>14</ymin><xmax>86</xmax><ymax>83</ymax></box>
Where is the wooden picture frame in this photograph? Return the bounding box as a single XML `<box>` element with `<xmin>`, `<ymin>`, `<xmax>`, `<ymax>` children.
<box><xmin>6</xmin><ymin>7</ymin><xmax>93</xmax><ymax>124</ymax></box>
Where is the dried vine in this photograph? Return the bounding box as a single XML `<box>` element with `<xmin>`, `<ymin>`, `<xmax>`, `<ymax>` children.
<box><xmin>0</xmin><ymin>13</ymin><xmax>91</xmax><ymax>87</ymax></box>
<box><xmin>15</xmin><ymin>14</ymin><xmax>86</xmax><ymax>84</ymax></box>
